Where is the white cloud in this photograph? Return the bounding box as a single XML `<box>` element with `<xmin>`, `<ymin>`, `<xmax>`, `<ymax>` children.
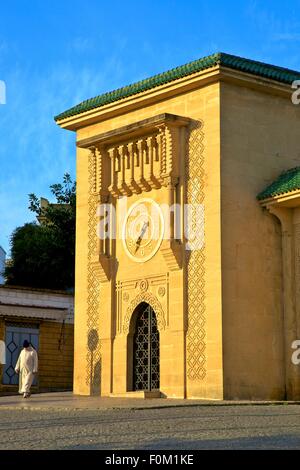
<box><xmin>69</xmin><ymin>37</ymin><xmax>95</xmax><ymax>54</ymax></box>
<box><xmin>272</xmin><ymin>33</ymin><xmax>300</xmax><ymax>41</ymax></box>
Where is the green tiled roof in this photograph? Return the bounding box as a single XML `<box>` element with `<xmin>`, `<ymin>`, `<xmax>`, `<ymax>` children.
<box><xmin>257</xmin><ymin>167</ymin><xmax>300</xmax><ymax>201</ymax></box>
<box><xmin>54</xmin><ymin>52</ymin><xmax>300</xmax><ymax>122</ymax></box>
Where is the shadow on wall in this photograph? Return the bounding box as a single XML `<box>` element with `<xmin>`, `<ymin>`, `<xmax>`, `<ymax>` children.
<box><xmin>88</xmin><ymin>329</ymin><xmax>101</xmax><ymax>395</ymax></box>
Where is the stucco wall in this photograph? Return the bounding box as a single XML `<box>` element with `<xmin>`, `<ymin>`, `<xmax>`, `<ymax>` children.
<box><xmin>38</xmin><ymin>321</ymin><xmax>74</xmax><ymax>391</ymax></box>
<box><xmin>220</xmin><ymin>82</ymin><xmax>300</xmax><ymax>399</ymax></box>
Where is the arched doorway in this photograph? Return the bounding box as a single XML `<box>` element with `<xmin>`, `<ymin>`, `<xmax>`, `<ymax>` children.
<box><xmin>131</xmin><ymin>302</ymin><xmax>160</xmax><ymax>391</ymax></box>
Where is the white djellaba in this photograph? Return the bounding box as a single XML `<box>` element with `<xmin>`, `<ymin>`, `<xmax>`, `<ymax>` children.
<box><xmin>15</xmin><ymin>342</ymin><xmax>38</xmax><ymax>398</ymax></box>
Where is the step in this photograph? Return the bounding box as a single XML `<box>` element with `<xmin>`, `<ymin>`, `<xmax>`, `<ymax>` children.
<box><xmin>109</xmin><ymin>390</ymin><xmax>161</xmax><ymax>399</ymax></box>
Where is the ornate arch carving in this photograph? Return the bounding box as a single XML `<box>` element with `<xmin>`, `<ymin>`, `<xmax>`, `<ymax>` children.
<box><xmin>123</xmin><ymin>292</ymin><xmax>166</xmax><ymax>334</ymax></box>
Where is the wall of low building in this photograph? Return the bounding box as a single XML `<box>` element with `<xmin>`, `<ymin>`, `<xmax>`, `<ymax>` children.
<box><xmin>0</xmin><ymin>317</ymin><xmax>5</xmax><ymax>386</ymax></box>
<box><xmin>220</xmin><ymin>81</ymin><xmax>300</xmax><ymax>399</ymax></box>
<box><xmin>38</xmin><ymin>320</ymin><xmax>74</xmax><ymax>391</ymax></box>
<box><xmin>0</xmin><ymin>319</ymin><xmax>74</xmax><ymax>393</ymax></box>
<box><xmin>0</xmin><ymin>286</ymin><xmax>74</xmax><ymax>393</ymax></box>
<box><xmin>0</xmin><ymin>286</ymin><xmax>74</xmax><ymax>321</ymax></box>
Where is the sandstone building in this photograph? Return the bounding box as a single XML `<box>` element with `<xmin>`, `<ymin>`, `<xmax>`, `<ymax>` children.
<box><xmin>55</xmin><ymin>52</ymin><xmax>300</xmax><ymax>400</ymax></box>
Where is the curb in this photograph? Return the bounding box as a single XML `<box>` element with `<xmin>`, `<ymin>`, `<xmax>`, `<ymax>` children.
<box><xmin>0</xmin><ymin>401</ymin><xmax>300</xmax><ymax>411</ymax></box>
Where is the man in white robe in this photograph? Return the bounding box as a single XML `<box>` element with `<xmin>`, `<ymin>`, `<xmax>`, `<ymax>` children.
<box><xmin>15</xmin><ymin>340</ymin><xmax>38</xmax><ymax>398</ymax></box>
<box><xmin>0</xmin><ymin>340</ymin><xmax>5</xmax><ymax>365</ymax></box>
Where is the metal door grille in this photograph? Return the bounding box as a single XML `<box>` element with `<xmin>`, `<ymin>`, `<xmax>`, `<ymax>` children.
<box><xmin>133</xmin><ymin>304</ymin><xmax>159</xmax><ymax>391</ymax></box>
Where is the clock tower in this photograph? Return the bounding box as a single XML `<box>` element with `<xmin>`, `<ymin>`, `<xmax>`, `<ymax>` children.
<box><xmin>76</xmin><ymin>113</ymin><xmax>196</xmax><ymax>398</ymax></box>
<box><xmin>55</xmin><ymin>53</ymin><xmax>233</xmax><ymax>400</ymax></box>
<box><xmin>56</xmin><ymin>53</ymin><xmax>300</xmax><ymax>401</ymax></box>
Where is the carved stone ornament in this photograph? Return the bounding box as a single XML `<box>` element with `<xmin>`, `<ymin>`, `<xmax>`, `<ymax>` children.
<box><xmin>157</xmin><ymin>286</ymin><xmax>166</xmax><ymax>297</ymax></box>
<box><xmin>139</xmin><ymin>279</ymin><xmax>149</xmax><ymax>292</ymax></box>
<box><xmin>123</xmin><ymin>292</ymin><xmax>166</xmax><ymax>334</ymax></box>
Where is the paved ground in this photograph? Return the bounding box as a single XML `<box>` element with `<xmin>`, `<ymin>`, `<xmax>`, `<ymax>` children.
<box><xmin>0</xmin><ymin>393</ymin><xmax>299</xmax><ymax>449</ymax></box>
<box><xmin>1</xmin><ymin>391</ymin><xmax>299</xmax><ymax>409</ymax></box>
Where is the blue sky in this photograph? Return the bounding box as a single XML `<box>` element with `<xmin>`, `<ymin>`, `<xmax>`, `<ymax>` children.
<box><xmin>1</xmin><ymin>0</ymin><xmax>300</xmax><ymax>254</ymax></box>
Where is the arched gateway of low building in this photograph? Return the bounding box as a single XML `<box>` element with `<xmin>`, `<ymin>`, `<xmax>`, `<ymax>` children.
<box><xmin>127</xmin><ymin>302</ymin><xmax>160</xmax><ymax>392</ymax></box>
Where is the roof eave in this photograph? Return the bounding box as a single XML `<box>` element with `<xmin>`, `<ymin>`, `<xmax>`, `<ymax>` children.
<box><xmin>258</xmin><ymin>188</ymin><xmax>300</xmax><ymax>207</ymax></box>
<box><xmin>55</xmin><ymin>65</ymin><xmax>295</xmax><ymax>132</ymax></box>
<box><xmin>55</xmin><ymin>65</ymin><xmax>221</xmax><ymax>131</ymax></box>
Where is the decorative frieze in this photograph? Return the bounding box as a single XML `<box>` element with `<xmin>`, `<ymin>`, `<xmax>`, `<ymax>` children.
<box><xmin>116</xmin><ymin>274</ymin><xmax>169</xmax><ymax>335</ymax></box>
<box><xmin>106</xmin><ymin>127</ymin><xmax>171</xmax><ymax>197</ymax></box>
<box><xmin>78</xmin><ymin>114</ymin><xmax>190</xmax><ymax>200</ymax></box>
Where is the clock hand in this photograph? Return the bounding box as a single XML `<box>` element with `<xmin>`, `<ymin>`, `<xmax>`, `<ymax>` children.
<box><xmin>134</xmin><ymin>221</ymin><xmax>149</xmax><ymax>253</ymax></box>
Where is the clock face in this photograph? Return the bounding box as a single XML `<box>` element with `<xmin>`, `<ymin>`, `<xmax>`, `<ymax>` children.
<box><xmin>122</xmin><ymin>198</ymin><xmax>164</xmax><ymax>262</ymax></box>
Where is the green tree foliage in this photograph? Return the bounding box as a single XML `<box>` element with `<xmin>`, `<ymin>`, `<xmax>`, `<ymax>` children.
<box><xmin>5</xmin><ymin>174</ymin><xmax>76</xmax><ymax>290</ymax></box>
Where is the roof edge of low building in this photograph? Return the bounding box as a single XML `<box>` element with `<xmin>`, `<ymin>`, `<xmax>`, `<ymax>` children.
<box><xmin>0</xmin><ymin>284</ymin><xmax>74</xmax><ymax>296</ymax></box>
<box><xmin>257</xmin><ymin>166</ymin><xmax>300</xmax><ymax>202</ymax></box>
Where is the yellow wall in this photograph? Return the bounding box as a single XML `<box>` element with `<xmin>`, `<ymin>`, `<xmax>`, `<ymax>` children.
<box><xmin>0</xmin><ymin>320</ymin><xmax>74</xmax><ymax>393</ymax></box>
<box><xmin>0</xmin><ymin>318</ymin><xmax>4</xmax><ymax>388</ymax></box>
<box><xmin>220</xmin><ymin>81</ymin><xmax>300</xmax><ymax>399</ymax></box>
<box><xmin>38</xmin><ymin>321</ymin><xmax>74</xmax><ymax>390</ymax></box>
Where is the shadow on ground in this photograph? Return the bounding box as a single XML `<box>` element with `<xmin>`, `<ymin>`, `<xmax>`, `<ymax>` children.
<box><xmin>64</xmin><ymin>434</ymin><xmax>300</xmax><ymax>450</ymax></box>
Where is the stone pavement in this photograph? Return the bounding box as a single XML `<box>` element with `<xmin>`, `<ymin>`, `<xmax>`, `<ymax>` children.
<box><xmin>0</xmin><ymin>401</ymin><xmax>300</xmax><ymax>449</ymax></box>
<box><xmin>0</xmin><ymin>391</ymin><xmax>299</xmax><ymax>410</ymax></box>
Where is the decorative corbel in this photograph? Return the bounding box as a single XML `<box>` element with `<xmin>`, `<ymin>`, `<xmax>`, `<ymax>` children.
<box><xmin>160</xmin><ymin>175</ymin><xmax>182</xmax><ymax>270</ymax></box>
<box><xmin>156</xmin><ymin>123</ymin><xmax>180</xmax><ymax>187</ymax></box>
<box><xmin>160</xmin><ymin>239</ymin><xmax>183</xmax><ymax>271</ymax></box>
<box><xmin>90</xmin><ymin>253</ymin><xmax>115</xmax><ymax>283</ymax></box>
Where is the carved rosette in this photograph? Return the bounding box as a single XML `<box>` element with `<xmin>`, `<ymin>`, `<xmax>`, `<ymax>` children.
<box><xmin>157</xmin><ymin>286</ymin><xmax>166</xmax><ymax>297</ymax></box>
<box><xmin>139</xmin><ymin>279</ymin><xmax>149</xmax><ymax>292</ymax></box>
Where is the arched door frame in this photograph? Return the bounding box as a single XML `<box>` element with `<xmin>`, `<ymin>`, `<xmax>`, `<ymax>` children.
<box><xmin>127</xmin><ymin>302</ymin><xmax>160</xmax><ymax>392</ymax></box>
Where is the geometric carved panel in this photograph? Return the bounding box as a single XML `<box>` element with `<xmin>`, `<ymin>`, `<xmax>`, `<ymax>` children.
<box><xmin>85</xmin><ymin>149</ymin><xmax>102</xmax><ymax>392</ymax></box>
<box><xmin>186</xmin><ymin>121</ymin><xmax>206</xmax><ymax>381</ymax></box>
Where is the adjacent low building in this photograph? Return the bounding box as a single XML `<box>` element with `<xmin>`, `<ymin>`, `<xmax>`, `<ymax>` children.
<box><xmin>0</xmin><ymin>285</ymin><xmax>74</xmax><ymax>393</ymax></box>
